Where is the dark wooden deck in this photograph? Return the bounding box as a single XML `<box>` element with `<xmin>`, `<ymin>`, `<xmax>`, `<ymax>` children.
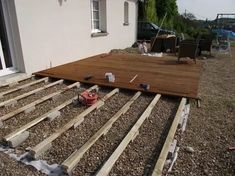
<box><xmin>35</xmin><ymin>53</ymin><xmax>202</xmax><ymax>99</ymax></box>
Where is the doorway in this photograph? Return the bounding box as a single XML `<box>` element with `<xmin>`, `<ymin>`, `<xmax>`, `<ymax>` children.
<box><xmin>0</xmin><ymin>1</ymin><xmax>16</xmax><ymax>76</ymax></box>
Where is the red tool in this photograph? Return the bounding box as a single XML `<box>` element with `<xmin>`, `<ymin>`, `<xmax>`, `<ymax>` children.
<box><xmin>79</xmin><ymin>91</ymin><xmax>98</xmax><ymax>106</ymax></box>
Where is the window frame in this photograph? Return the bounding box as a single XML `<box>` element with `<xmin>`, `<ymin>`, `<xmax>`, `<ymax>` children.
<box><xmin>124</xmin><ymin>1</ymin><xmax>129</xmax><ymax>26</ymax></box>
<box><xmin>91</xmin><ymin>0</ymin><xmax>101</xmax><ymax>33</ymax></box>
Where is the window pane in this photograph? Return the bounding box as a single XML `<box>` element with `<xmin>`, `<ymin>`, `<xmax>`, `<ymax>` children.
<box><xmin>124</xmin><ymin>2</ymin><xmax>129</xmax><ymax>24</ymax></box>
<box><xmin>93</xmin><ymin>1</ymin><xmax>99</xmax><ymax>11</ymax></box>
<box><xmin>93</xmin><ymin>11</ymin><xmax>99</xmax><ymax>20</ymax></box>
<box><xmin>93</xmin><ymin>21</ymin><xmax>99</xmax><ymax>29</ymax></box>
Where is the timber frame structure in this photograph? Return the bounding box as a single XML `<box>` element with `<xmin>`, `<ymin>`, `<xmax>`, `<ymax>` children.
<box><xmin>0</xmin><ymin>74</ymin><xmax>189</xmax><ymax>176</ymax></box>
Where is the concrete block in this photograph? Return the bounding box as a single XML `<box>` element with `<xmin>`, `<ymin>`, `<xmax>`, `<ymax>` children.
<box><xmin>52</xmin><ymin>94</ymin><xmax>61</xmax><ymax>101</ymax></box>
<box><xmin>24</xmin><ymin>105</ymin><xmax>36</xmax><ymax>114</ymax></box>
<box><xmin>32</xmin><ymin>142</ymin><xmax>52</xmax><ymax>159</ymax></box>
<box><xmin>44</xmin><ymin>77</ymin><xmax>49</xmax><ymax>83</ymax></box>
<box><xmin>75</xmin><ymin>83</ymin><xmax>81</xmax><ymax>88</ymax></box>
<box><xmin>47</xmin><ymin>110</ymin><xmax>61</xmax><ymax>121</ymax></box>
<box><xmin>8</xmin><ymin>82</ymin><xmax>19</xmax><ymax>87</ymax></box>
<box><xmin>8</xmin><ymin>131</ymin><xmax>30</xmax><ymax>148</ymax></box>
<box><xmin>5</xmin><ymin>99</ymin><xmax>17</xmax><ymax>107</ymax></box>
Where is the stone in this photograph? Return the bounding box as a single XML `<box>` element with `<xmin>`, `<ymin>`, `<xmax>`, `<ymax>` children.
<box><xmin>204</xmin><ymin>169</ymin><xmax>209</xmax><ymax>176</ymax></box>
<box><xmin>186</xmin><ymin>146</ymin><xmax>195</xmax><ymax>153</ymax></box>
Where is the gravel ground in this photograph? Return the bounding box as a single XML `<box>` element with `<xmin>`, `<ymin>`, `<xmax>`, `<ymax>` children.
<box><xmin>17</xmin><ymin>88</ymin><xmax>110</xmax><ymax>152</ymax></box>
<box><xmin>110</xmin><ymin>47</ymin><xmax>139</xmax><ymax>54</ymax></box>
<box><xmin>42</xmin><ymin>90</ymin><xmax>133</xmax><ymax>164</ymax></box>
<box><xmin>0</xmin><ymin>82</ymin><xmax>65</xmax><ymax>116</ymax></box>
<box><xmin>0</xmin><ymin>77</ymin><xmax>33</xmax><ymax>92</ymax></box>
<box><xmin>0</xmin><ymin>81</ymin><xmax>47</xmax><ymax>102</ymax></box>
<box><xmin>109</xmin><ymin>97</ymin><xmax>180</xmax><ymax>176</ymax></box>
<box><xmin>0</xmin><ymin>88</ymin><xmax>78</xmax><ymax>138</ymax></box>
<box><xmin>72</xmin><ymin>94</ymin><xmax>153</xmax><ymax>175</ymax></box>
<box><xmin>0</xmin><ymin>47</ymin><xmax>234</xmax><ymax>176</ymax></box>
<box><xmin>169</xmin><ymin>49</ymin><xmax>235</xmax><ymax>176</ymax></box>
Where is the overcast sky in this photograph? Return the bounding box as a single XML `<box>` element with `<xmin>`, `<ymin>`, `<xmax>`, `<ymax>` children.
<box><xmin>177</xmin><ymin>0</ymin><xmax>235</xmax><ymax>20</ymax></box>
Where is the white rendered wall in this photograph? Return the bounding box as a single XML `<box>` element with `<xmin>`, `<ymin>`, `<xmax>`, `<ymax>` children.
<box><xmin>14</xmin><ymin>0</ymin><xmax>138</xmax><ymax>74</ymax></box>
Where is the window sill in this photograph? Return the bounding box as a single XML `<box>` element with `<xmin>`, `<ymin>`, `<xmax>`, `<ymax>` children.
<box><xmin>123</xmin><ymin>23</ymin><xmax>129</xmax><ymax>26</ymax></box>
<box><xmin>91</xmin><ymin>32</ymin><xmax>109</xmax><ymax>37</ymax></box>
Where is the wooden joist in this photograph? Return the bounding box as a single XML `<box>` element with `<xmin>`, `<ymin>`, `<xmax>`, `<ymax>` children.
<box><xmin>61</xmin><ymin>91</ymin><xmax>142</xmax><ymax>174</ymax></box>
<box><xmin>0</xmin><ymin>82</ymin><xmax>80</xmax><ymax>122</ymax></box>
<box><xmin>0</xmin><ymin>75</ymin><xmax>33</xmax><ymax>88</ymax></box>
<box><xmin>0</xmin><ymin>79</ymin><xmax>64</xmax><ymax>108</ymax></box>
<box><xmin>96</xmin><ymin>94</ymin><xmax>161</xmax><ymax>176</ymax></box>
<box><xmin>29</xmin><ymin>88</ymin><xmax>119</xmax><ymax>158</ymax></box>
<box><xmin>151</xmin><ymin>98</ymin><xmax>187</xmax><ymax>176</ymax></box>
<box><xmin>86</xmin><ymin>85</ymin><xmax>99</xmax><ymax>92</ymax></box>
<box><xmin>3</xmin><ymin>84</ymin><xmax>97</xmax><ymax>143</ymax></box>
<box><xmin>0</xmin><ymin>77</ymin><xmax>49</xmax><ymax>98</ymax></box>
<box><xmin>4</xmin><ymin>97</ymin><xmax>94</xmax><ymax>147</ymax></box>
<box><xmin>4</xmin><ymin>96</ymin><xmax>77</xmax><ymax>146</ymax></box>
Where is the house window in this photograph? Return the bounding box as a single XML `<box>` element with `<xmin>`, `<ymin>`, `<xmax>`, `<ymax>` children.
<box><xmin>124</xmin><ymin>1</ymin><xmax>129</xmax><ymax>25</ymax></box>
<box><xmin>91</xmin><ymin>0</ymin><xmax>107</xmax><ymax>35</ymax></box>
<box><xmin>91</xmin><ymin>0</ymin><xmax>100</xmax><ymax>33</ymax></box>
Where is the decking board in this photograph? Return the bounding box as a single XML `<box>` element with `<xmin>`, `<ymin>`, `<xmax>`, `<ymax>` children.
<box><xmin>35</xmin><ymin>53</ymin><xmax>202</xmax><ymax>99</ymax></box>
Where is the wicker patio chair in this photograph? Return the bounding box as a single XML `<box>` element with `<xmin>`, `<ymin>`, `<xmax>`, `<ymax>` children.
<box><xmin>198</xmin><ymin>39</ymin><xmax>213</xmax><ymax>55</ymax></box>
<box><xmin>178</xmin><ymin>40</ymin><xmax>199</xmax><ymax>63</ymax></box>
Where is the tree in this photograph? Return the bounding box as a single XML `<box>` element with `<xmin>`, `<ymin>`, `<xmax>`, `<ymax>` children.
<box><xmin>156</xmin><ymin>0</ymin><xmax>178</xmax><ymax>20</ymax></box>
<box><xmin>145</xmin><ymin>0</ymin><xmax>157</xmax><ymax>23</ymax></box>
<box><xmin>138</xmin><ymin>0</ymin><xmax>178</xmax><ymax>25</ymax></box>
<box><xmin>183</xmin><ymin>12</ymin><xmax>196</xmax><ymax>21</ymax></box>
<box><xmin>155</xmin><ymin>0</ymin><xmax>178</xmax><ymax>29</ymax></box>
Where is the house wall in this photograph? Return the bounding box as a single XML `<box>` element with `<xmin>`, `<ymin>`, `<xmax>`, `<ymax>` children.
<box><xmin>13</xmin><ymin>0</ymin><xmax>138</xmax><ymax>74</ymax></box>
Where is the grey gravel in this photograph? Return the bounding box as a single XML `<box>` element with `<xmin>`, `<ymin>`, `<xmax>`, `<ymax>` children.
<box><xmin>109</xmin><ymin>97</ymin><xmax>179</xmax><ymax>176</ymax></box>
<box><xmin>0</xmin><ymin>82</ymin><xmax>65</xmax><ymax>116</ymax></box>
<box><xmin>0</xmin><ymin>88</ymin><xmax>78</xmax><ymax>139</ymax></box>
<box><xmin>72</xmin><ymin>94</ymin><xmax>153</xmax><ymax>175</ymax></box>
<box><xmin>0</xmin><ymin>77</ymin><xmax>33</xmax><ymax>93</ymax></box>
<box><xmin>17</xmin><ymin>88</ymin><xmax>110</xmax><ymax>152</ymax></box>
<box><xmin>41</xmin><ymin>90</ymin><xmax>133</xmax><ymax>164</ymax></box>
<box><xmin>1</xmin><ymin>46</ymin><xmax>233</xmax><ymax>176</ymax></box>
<box><xmin>0</xmin><ymin>81</ymin><xmax>46</xmax><ymax>103</ymax></box>
<box><xmin>169</xmin><ymin>49</ymin><xmax>235</xmax><ymax>176</ymax></box>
